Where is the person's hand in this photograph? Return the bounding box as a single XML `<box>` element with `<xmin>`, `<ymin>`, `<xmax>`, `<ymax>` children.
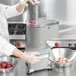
<box><xmin>19</xmin><ymin>0</ymin><xmax>39</xmax><ymax>7</ymax></box>
<box><xmin>21</xmin><ymin>52</ymin><xmax>40</xmax><ymax>64</ymax></box>
<box><xmin>25</xmin><ymin>0</ymin><xmax>40</xmax><ymax>5</ymax></box>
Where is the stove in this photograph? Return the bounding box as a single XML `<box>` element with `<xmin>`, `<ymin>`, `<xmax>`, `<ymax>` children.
<box><xmin>8</xmin><ymin>23</ymin><xmax>26</xmax><ymax>35</ymax></box>
<box><xmin>47</xmin><ymin>40</ymin><xmax>76</xmax><ymax>48</ymax></box>
<box><xmin>8</xmin><ymin>22</ymin><xmax>26</xmax><ymax>49</ymax></box>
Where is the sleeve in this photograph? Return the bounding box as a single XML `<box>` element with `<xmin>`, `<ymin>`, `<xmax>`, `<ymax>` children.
<box><xmin>0</xmin><ymin>35</ymin><xmax>16</xmax><ymax>56</ymax></box>
<box><xmin>2</xmin><ymin>4</ymin><xmax>24</xmax><ymax>19</ymax></box>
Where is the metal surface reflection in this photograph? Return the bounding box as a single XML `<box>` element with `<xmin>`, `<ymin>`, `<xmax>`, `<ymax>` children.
<box><xmin>0</xmin><ymin>59</ymin><xmax>76</xmax><ymax>76</ymax></box>
<box><xmin>0</xmin><ymin>71</ymin><xmax>14</xmax><ymax>76</ymax></box>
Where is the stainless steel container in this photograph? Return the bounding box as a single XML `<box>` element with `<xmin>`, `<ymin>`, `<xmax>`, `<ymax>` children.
<box><xmin>50</xmin><ymin>48</ymin><xmax>76</xmax><ymax>68</ymax></box>
<box><xmin>26</xmin><ymin>18</ymin><xmax>59</xmax><ymax>49</ymax></box>
<box><xmin>0</xmin><ymin>56</ymin><xmax>17</xmax><ymax>72</ymax></box>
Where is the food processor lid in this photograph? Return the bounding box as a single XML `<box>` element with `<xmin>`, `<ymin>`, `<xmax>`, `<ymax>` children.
<box><xmin>27</xmin><ymin>17</ymin><xmax>59</xmax><ymax>27</ymax></box>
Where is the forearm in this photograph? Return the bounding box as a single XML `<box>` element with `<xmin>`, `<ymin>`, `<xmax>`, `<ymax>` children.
<box><xmin>16</xmin><ymin>0</ymin><xmax>28</xmax><ymax>13</ymax></box>
<box><xmin>12</xmin><ymin>48</ymin><xmax>24</xmax><ymax>58</ymax></box>
<box><xmin>16</xmin><ymin>0</ymin><xmax>39</xmax><ymax>13</ymax></box>
<box><xmin>16</xmin><ymin>2</ymin><xmax>26</xmax><ymax>13</ymax></box>
<box><xmin>4</xmin><ymin>3</ymin><xmax>25</xmax><ymax>19</ymax></box>
<box><xmin>12</xmin><ymin>48</ymin><xmax>40</xmax><ymax>64</ymax></box>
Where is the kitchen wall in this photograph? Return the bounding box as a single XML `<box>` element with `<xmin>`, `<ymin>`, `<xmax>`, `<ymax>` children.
<box><xmin>44</xmin><ymin>0</ymin><xmax>76</xmax><ymax>25</ymax></box>
<box><xmin>45</xmin><ymin>0</ymin><xmax>67</xmax><ymax>24</ymax></box>
<box><xmin>67</xmin><ymin>0</ymin><xmax>76</xmax><ymax>25</ymax></box>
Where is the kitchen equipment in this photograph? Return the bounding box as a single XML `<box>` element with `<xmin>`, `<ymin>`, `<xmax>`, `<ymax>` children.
<box><xmin>25</xmin><ymin>48</ymin><xmax>51</xmax><ymax>73</ymax></box>
<box><xmin>47</xmin><ymin>40</ymin><xmax>76</xmax><ymax>69</ymax></box>
<box><xmin>26</xmin><ymin>18</ymin><xmax>59</xmax><ymax>49</ymax></box>
<box><xmin>25</xmin><ymin>19</ymin><xmax>59</xmax><ymax>73</ymax></box>
<box><xmin>49</xmin><ymin>48</ymin><xmax>76</xmax><ymax>68</ymax></box>
<box><xmin>25</xmin><ymin>1</ymin><xmax>59</xmax><ymax>73</ymax></box>
<box><xmin>8</xmin><ymin>22</ymin><xmax>26</xmax><ymax>50</ymax></box>
<box><xmin>28</xmin><ymin>3</ymin><xmax>39</xmax><ymax>25</ymax></box>
<box><xmin>25</xmin><ymin>17</ymin><xmax>59</xmax><ymax>73</ymax></box>
<box><xmin>0</xmin><ymin>56</ymin><xmax>17</xmax><ymax>72</ymax></box>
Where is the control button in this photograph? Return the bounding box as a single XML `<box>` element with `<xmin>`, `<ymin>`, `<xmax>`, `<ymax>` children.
<box><xmin>17</xmin><ymin>42</ymin><xmax>21</xmax><ymax>47</ymax></box>
<box><xmin>12</xmin><ymin>42</ymin><xmax>16</xmax><ymax>46</ymax></box>
<box><xmin>55</xmin><ymin>42</ymin><xmax>59</xmax><ymax>47</ymax></box>
<box><xmin>68</xmin><ymin>43</ymin><xmax>72</xmax><ymax>47</ymax></box>
<box><xmin>29</xmin><ymin>20</ymin><xmax>34</xmax><ymax>26</ymax></box>
<box><xmin>29</xmin><ymin>20</ymin><xmax>34</xmax><ymax>24</ymax></box>
<box><xmin>74</xmin><ymin>43</ymin><xmax>76</xmax><ymax>47</ymax></box>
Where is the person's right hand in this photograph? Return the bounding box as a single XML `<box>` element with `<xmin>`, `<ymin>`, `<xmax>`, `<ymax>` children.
<box><xmin>25</xmin><ymin>0</ymin><xmax>39</xmax><ymax>5</ymax></box>
<box><xmin>21</xmin><ymin>52</ymin><xmax>40</xmax><ymax>64</ymax></box>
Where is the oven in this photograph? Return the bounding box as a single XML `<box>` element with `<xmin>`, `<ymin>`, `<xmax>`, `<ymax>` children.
<box><xmin>8</xmin><ymin>22</ymin><xmax>26</xmax><ymax>52</ymax></box>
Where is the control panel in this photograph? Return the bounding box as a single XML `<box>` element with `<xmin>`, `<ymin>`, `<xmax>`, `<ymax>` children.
<box><xmin>47</xmin><ymin>40</ymin><xmax>76</xmax><ymax>48</ymax></box>
<box><xmin>10</xmin><ymin>40</ymin><xmax>25</xmax><ymax>49</ymax></box>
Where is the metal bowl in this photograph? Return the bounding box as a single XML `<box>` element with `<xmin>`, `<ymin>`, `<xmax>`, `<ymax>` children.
<box><xmin>50</xmin><ymin>48</ymin><xmax>76</xmax><ymax>68</ymax></box>
<box><xmin>0</xmin><ymin>56</ymin><xmax>17</xmax><ymax>72</ymax></box>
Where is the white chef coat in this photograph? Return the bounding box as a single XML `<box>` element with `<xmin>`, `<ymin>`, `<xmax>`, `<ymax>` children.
<box><xmin>0</xmin><ymin>3</ymin><xmax>24</xmax><ymax>56</ymax></box>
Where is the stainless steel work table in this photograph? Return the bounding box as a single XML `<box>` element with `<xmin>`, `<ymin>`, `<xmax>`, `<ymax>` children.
<box><xmin>0</xmin><ymin>58</ymin><xmax>76</xmax><ymax>76</ymax></box>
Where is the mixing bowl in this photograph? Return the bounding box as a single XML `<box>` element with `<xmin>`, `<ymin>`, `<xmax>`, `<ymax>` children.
<box><xmin>50</xmin><ymin>48</ymin><xmax>76</xmax><ymax>68</ymax></box>
<box><xmin>0</xmin><ymin>56</ymin><xmax>17</xmax><ymax>72</ymax></box>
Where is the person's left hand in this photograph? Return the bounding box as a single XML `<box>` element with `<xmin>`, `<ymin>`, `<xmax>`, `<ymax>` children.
<box><xmin>21</xmin><ymin>52</ymin><xmax>41</xmax><ymax>64</ymax></box>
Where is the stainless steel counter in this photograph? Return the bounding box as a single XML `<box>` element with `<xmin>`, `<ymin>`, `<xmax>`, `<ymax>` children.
<box><xmin>59</xmin><ymin>25</ymin><xmax>76</xmax><ymax>39</ymax></box>
<box><xmin>0</xmin><ymin>58</ymin><xmax>76</xmax><ymax>76</ymax></box>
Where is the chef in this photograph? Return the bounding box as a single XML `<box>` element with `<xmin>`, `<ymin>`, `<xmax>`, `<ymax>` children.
<box><xmin>0</xmin><ymin>0</ymin><xmax>40</xmax><ymax>64</ymax></box>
